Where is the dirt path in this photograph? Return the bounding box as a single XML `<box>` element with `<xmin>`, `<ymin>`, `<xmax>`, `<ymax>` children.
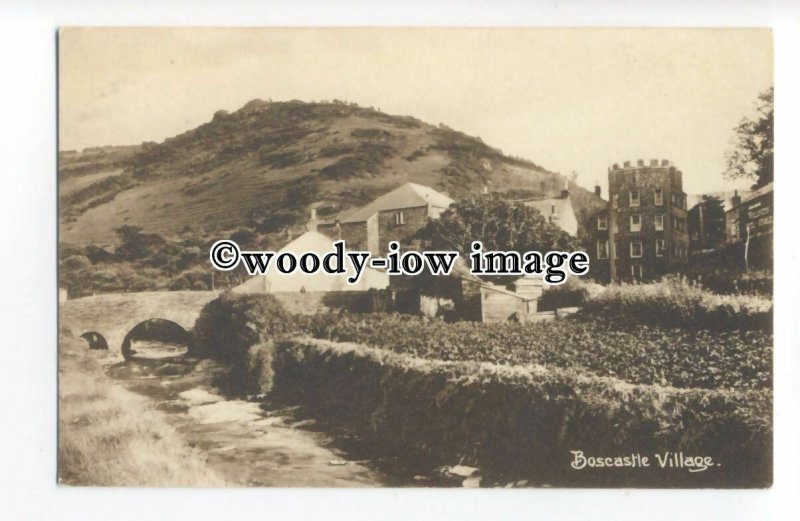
<box><xmin>101</xmin><ymin>347</ymin><xmax>389</xmax><ymax>487</ymax></box>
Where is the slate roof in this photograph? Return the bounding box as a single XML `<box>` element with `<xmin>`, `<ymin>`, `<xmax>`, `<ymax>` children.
<box><xmin>337</xmin><ymin>182</ymin><xmax>454</xmax><ymax>223</ymax></box>
<box><xmin>523</xmin><ymin>195</ymin><xmax>578</xmax><ymax>236</ymax></box>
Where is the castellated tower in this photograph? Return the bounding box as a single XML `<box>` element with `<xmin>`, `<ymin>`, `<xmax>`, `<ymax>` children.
<box><xmin>591</xmin><ymin>159</ymin><xmax>689</xmax><ymax>282</ymax></box>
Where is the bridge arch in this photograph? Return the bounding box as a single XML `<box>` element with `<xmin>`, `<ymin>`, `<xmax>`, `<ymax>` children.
<box><xmin>121</xmin><ymin>318</ymin><xmax>193</xmax><ymax>361</ymax></box>
<box><xmin>80</xmin><ymin>331</ymin><xmax>109</xmax><ymax>350</ymax></box>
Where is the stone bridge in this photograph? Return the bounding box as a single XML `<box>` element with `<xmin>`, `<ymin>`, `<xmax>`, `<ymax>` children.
<box><xmin>60</xmin><ymin>291</ymin><xmax>221</xmax><ymax>357</ymax></box>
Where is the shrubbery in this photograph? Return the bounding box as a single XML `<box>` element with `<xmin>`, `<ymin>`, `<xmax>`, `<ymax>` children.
<box><xmin>538</xmin><ymin>277</ymin><xmax>604</xmax><ymax>311</ymax></box>
<box><xmin>192</xmin><ymin>292</ymin><xmax>295</xmax><ymax>394</ymax></box>
<box><xmin>582</xmin><ymin>277</ymin><xmax>772</xmax><ymax>331</ymax></box>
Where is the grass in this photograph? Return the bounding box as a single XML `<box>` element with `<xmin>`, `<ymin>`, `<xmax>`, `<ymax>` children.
<box><xmin>58</xmin><ymin>335</ymin><xmax>227</xmax><ymax>486</ymax></box>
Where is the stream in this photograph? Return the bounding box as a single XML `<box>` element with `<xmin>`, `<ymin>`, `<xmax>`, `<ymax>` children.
<box><xmin>102</xmin><ymin>341</ymin><xmax>389</xmax><ymax>487</ymax></box>
<box><xmin>100</xmin><ymin>341</ymin><xmax>472</xmax><ymax>487</ymax></box>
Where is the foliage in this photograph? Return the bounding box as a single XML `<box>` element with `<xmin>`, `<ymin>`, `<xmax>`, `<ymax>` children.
<box><xmin>422</xmin><ymin>195</ymin><xmax>577</xmax><ymax>264</ymax></box>
<box><xmin>724</xmin><ymin>86</ymin><xmax>773</xmax><ymax>188</ymax></box>
<box><xmin>582</xmin><ymin>277</ymin><xmax>772</xmax><ymax>331</ymax></box>
<box><xmin>538</xmin><ymin>276</ymin><xmax>603</xmax><ymax>311</ymax></box>
<box><xmin>114</xmin><ymin>225</ymin><xmax>167</xmax><ymax>261</ymax></box>
<box><xmin>274</xmin><ymin>337</ymin><xmax>772</xmax><ymax>487</ymax></box>
<box><xmin>684</xmin><ymin>258</ymin><xmax>772</xmax><ymax>296</ymax></box>
<box><xmin>688</xmin><ymin>195</ymin><xmax>726</xmax><ymax>250</ymax></box>
<box><xmin>192</xmin><ymin>292</ymin><xmax>295</xmax><ymax>395</ymax></box>
<box><xmin>297</xmin><ymin>311</ymin><xmax>772</xmax><ymax>390</ymax></box>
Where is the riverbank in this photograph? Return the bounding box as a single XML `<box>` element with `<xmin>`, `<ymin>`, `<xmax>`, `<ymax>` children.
<box><xmin>58</xmin><ymin>335</ymin><xmax>227</xmax><ymax>487</ymax></box>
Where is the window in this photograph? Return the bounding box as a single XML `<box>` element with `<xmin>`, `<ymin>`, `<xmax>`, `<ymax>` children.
<box><xmin>597</xmin><ymin>240</ymin><xmax>609</xmax><ymax>259</ymax></box>
<box><xmin>629</xmin><ymin>190</ymin><xmax>640</xmax><ymax>207</ymax></box>
<box><xmin>597</xmin><ymin>213</ymin><xmax>608</xmax><ymax>230</ymax></box>
<box><xmin>655</xmin><ymin>188</ymin><xmax>663</xmax><ymax>206</ymax></box>
<box><xmin>394</xmin><ymin>211</ymin><xmax>405</xmax><ymax>225</ymax></box>
<box><xmin>630</xmin><ymin>241</ymin><xmax>643</xmax><ymax>258</ymax></box>
<box><xmin>656</xmin><ymin>239</ymin><xmax>666</xmax><ymax>257</ymax></box>
<box><xmin>630</xmin><ymin>264</ymin><xmax>642</xmax><ymax>280</ymax></box>
<box><xmin>630</xmin><ymin>214</ymin><xmax>641</xmax><ymax>232</ymax></box>
<box><xmin>655</xmin><ymin>213</ymin><xmax>664</xmax><ymax>231</ymax></box>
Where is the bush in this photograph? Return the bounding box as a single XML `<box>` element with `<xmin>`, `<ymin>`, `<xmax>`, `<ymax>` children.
<box><xmin>538</xmin><ymin>277</ymin><xmax>604</xmax><ymax>311</ymax></box>
<box><xmin>192</xmin><ymin>292</ymin><xmax>294</xmax><ymax>395</ymax></box>
<box><xmin>273</xmin><ymin>337</ymin><xmax>772</xmax><ymax>487</ymax></box>
<box><xmin>582</xmin><ymin>277</ymin><xmax>772</xmax><ymax>331</ymax></box>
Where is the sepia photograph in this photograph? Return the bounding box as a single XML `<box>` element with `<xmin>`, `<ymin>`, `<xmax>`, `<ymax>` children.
<box><xmin>57</xmin><ymin>27</ymin><xmax>774</xmax><ymax>489</ymax></box>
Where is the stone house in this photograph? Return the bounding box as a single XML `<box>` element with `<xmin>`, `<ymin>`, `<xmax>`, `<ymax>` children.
<box><xmin>315</xmin><ymin>182</ymin><xmax>454</xmax><ymax>255</ymax></box>
<box><xmin>521</xmin><ymin>183</ymin><xmax>579</xmax><ymax>236</ymax></box>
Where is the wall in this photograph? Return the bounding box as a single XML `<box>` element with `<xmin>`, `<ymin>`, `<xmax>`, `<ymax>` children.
<box><xmin>272</xmin><ymin>290</ymin><xmax>391</xmax><ymax>315</ymax></box>
<box><xmin>376</xmin><ymin>205</ymin><xmax>430</xmax><ymax>255</ymax></box>
<box><xmin>316</xmin><ymin>221</ymin><xmax>369</xmax><ymax>250</ymax></box>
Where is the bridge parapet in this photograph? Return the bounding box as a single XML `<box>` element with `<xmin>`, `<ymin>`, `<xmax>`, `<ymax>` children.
<box><xmin>60</xmin><ymin>291</ymin><xmax>220</xmax><ymax>354</ymax></box>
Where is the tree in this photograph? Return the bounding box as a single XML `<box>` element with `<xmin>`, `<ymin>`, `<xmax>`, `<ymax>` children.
<box><xmin>724</xmin><ymin>87</ymin><xmax>773</xmax><ymax>189</ymax></box>
<box><xmin>422</xmin><ymin>194</ymin><xmax>577</xmax><ymax>257</ymax></box>
<box><xmin>114</xmin><ymin>225</ymin><xmax>166</xmax><ymax>261</ymax></box>
<box><xmin>691</xmin><ymin>195</ymin><xmax>726</xmax><ymax>251</ymax></box>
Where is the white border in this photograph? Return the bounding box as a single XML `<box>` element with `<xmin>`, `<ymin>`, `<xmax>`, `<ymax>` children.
<box><xmin>1</xmin><ymin>1</ymin><xmax>798</xmax><ymax>519</ymax></box>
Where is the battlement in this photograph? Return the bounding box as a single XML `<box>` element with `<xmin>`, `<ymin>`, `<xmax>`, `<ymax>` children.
<box><xmin>608</xmin><ymin>159</ymin><xmax>679</xmax><ymax>176</ymax></box>
<box><xmin>609</xmin><ymin>159</ymin><xmax>672</xmax><ymax>171</ymax></box>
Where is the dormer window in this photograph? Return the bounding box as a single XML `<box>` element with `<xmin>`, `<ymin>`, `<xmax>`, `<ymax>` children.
<box><xmin>630</xmin><ymin>190</ymin><xmax>640</xmax><ymax>207</ymax></box>
<box><xmin>394</xmin><ymin>211</ymin><xmax>405</xmax><ymax>225</ymax></box>
<box><xmin>597</xmin><ymin>213</ymin><xmax>608</xmax><ymax>230</ymax></box>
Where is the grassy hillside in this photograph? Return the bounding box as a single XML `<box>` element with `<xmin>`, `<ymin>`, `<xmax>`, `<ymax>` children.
<box><xmin>59</xmin><ymin>99</ymin><xmax>603</xmax><ymax>246</ymax></box>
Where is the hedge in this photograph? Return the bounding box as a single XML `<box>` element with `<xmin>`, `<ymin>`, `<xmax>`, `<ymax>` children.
<box><xmin>272</xmin><ymin>337</ymin><xmax>772</xmax><ymax>487</ymax></box>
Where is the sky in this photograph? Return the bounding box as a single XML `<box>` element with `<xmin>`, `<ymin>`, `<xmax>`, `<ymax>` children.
<box><xmin>59</xmin><ymin>27</ymin><xmax>773</xmax><ymax>196</ymax></box>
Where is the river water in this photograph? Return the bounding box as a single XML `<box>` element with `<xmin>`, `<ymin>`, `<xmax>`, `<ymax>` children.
<box><xmin>101</xmin><ymin>340</ymin><xmax>484</xmax><ymax>487</ymax></box>
<box><xmin>102</xmin><ymin>341</ymin><xmax>392</xmax><ymax>487</ymax></box>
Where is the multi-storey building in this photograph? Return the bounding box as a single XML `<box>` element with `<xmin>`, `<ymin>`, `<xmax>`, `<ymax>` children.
<box><xmin>724</xmin><ymin>182</ymin><xmax>773</xmax><ymax>268</ymax></box>
<box><xmin>315</xmin><ymin>182</ymin><xmax>454</xmax><ymax>255</ymax></box>
<box><xmin>589</xmin><ymin>159</ymin><xmax>689</xmax><ymax>282</ymax></box>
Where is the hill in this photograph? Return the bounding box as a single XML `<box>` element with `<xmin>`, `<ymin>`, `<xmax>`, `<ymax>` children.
<box><xmin>59</xmin><ymin>100</ymin><xmax>604</xmax><ymax>246</ymax></box>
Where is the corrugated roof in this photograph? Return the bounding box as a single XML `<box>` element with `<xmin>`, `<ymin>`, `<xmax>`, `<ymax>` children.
<box><xmin>337</xmin><ymin>182</ymin><xmax>454</xmax><ymax>223</ymax></box>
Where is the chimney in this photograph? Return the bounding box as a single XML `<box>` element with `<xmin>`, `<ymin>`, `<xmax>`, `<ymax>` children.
<box><xmin>306</xmin><ymin>207</ymin><xmax>318</xmax><ymax>232</ymax></box>
<box><xmin>561</xmin><ymin>180</ymin><xmax>569</xmax><ymax>198</ymax></box>
<box><xmin>594</xmin><ymin>182</ymin><xmax>601</xmax><ymax>197</ymax></box>
<box><xmin>731</xmin><ymin>189</ymin><xmax>741</xmax><ymax>208</ymax></box>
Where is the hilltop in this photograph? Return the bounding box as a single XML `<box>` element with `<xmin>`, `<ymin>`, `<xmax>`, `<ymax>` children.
<box><xmin>59</xmin><ymin>99</ymin><xmax>604</xmax><ymax>246</ymax></box>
